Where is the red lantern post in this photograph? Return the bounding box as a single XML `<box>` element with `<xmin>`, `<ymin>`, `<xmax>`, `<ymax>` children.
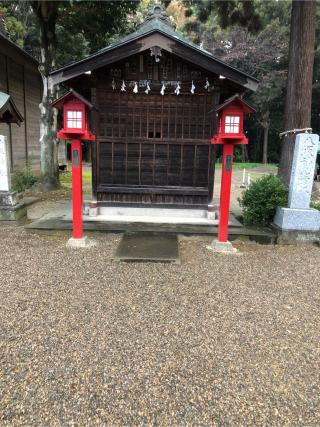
<box><xmin>52</xmin><ymin>89</ymin><xmax>96</xmax><ymax>247</ymax></box>
<box><xmin>211</xmin><ymin>95</ymin><xmax>256</xmax><ymax>252</ymax></box>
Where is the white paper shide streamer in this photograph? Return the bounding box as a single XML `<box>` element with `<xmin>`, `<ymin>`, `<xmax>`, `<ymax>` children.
<box><xmin>204</xmin><ymin>78</ymin><xmax>210</xmax><ymax>90</ymax></box>
<box><xmin>133</xmin><ymin>82</ymin><xmax>138</xmax><ymax>93</ymax></box>
<box><xmin>112</xmin><ymin>79</ymin><xmax>116</xmax><ymax>90</ymax></box>
<box><xmin>160</xmin><ymin>82</ymin><xmax>165</xmax><ymax>96</ymax></box>
<box><xmin>145</xmin><ymin>82</ymin><xmax>151</xmax><ymax>94</ymax></box>
<box><xmin>174</xmin><ymin>82</ymin><xmax>181</xmax><ymax>96</ymax></box>
<box><xmin>190</xmin><ymin>80</ymin><xmax>195</xmax><ymax>94</ymax></box>
<box><xmin>121</xmin><ymin>80</ymin><xmax>126</xmax><ymax>92</ymax></box>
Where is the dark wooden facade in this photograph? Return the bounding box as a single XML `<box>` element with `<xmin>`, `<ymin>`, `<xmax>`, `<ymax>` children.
<box><xmin>0</xmin><ymin>33</ymin><xmax>42</xmax><ymax>169</ymax></box>
<box><xmin>51</xmin><ymin>5</ymin><xmax>257</xmax><ymax>207</ymax></box>
<box><xmin>91</xmin><ymin>52</ymin><xmax>219</xmax><ymax>206</ymax></box>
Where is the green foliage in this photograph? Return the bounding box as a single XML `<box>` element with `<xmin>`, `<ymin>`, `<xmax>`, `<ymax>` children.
<box><xmin>11</xmin><ymin>165</ymin><xmax>38</xmax><ymax>193</ymax></box>
<box><xmin>59</xmin><ymin>170</ymin><xmax>91</xmax><ymax>189</ymax></box>
<box><xmin>55</xmin><ymin>1</ymin><xmax>137</xmax><ymax>64</ymax></box>
<box><xmin>179</xmin><ymin>0</ymin><xmax>293</xmax><ymax>164</ymax></box>
<box><xmin>0</xmin><ymin>4</ymin><xmax>27</xmax><ymax>46</ymax></box>
<box><xmin>214</xmin><ymin>0</ymin><xmax>262</xmax><ymax>33</ymax></box>
<box><xmin>311</xmin><ymin>201</ymin><xmax>320</xmax><ymax>211</ymax></box>
<box><xmin>239</xmin><ymin>174</ymin><xmax>288</xmax><ymax>226</ymax></box>
<box><xmin>215</xmin><ymin>162</ymin><xmax>277</xmax><ymax>170</ymax></box>
<box><xmin>1</xmin><ymin>1</ymin><xmax>137</xmax><ymax>67</ymax></box>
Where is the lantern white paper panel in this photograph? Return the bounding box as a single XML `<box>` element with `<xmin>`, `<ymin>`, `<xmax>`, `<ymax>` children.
<box><xmin>67</xmin><ymin>111</ymin><xmax>82</xmax><ymax>129</ymax></box>
<box><xmin>225</xmin><ymin>115</ymin><xmax>240</xmax><ymax>133</ymax></box>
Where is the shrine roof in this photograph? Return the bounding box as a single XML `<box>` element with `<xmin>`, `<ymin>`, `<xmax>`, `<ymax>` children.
<box><xmin>50</xmin><ymin>5</ymin><xmax>258</xmax><ymax>91</ymax></box>
<box><xmin>0</xmin><ymin>91</ymin><xmax>23</xmax><ymax>125</ymax></box>
<box><xmin>0</xmin><ymin>31</ymin><xmax>38</xmax><ymax>65</ymax></box>
<box><xmin>216</xmin><ymin>94</ymin><xmax>256</xmax><ymax>113</ymax></box>
<box><xmin>52</xmin><ymin>88</ymin><xmax>96</xmax><ymax>110</ymax></box>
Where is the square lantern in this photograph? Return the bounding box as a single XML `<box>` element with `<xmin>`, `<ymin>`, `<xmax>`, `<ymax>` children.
<box><xmin>52</xmin><ymin>89</ymin><xmax>96</xmax><ymax>141</ymax></box>
<box><xmin>224</xmin><ymin>114</ymin><xmax>240</xmax><ymax>134</ymax></box>
<box><xmin>212</xmin><ymin>94</ymin><xmax>256</xmax><ymax>145</ymax></box>
<box><xmin>64</xmin><ymin>101</ymin><xmax>86</xmax><ymax>134</ymax></box>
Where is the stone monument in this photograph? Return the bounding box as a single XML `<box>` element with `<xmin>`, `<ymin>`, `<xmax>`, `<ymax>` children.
<box><xmin>0</xmin><ymin>135</ymin><xmax>26</xmax><ymax>221</ymax></box>
<box><xmin>274</xmin><ymin>133</ymin><xmax>320</xmax><ymax>233</ymax></box>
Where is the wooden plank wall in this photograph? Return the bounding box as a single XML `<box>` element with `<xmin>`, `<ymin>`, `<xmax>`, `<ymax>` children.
<box><xmin>0</xmin><ymin>40</ymin><xmax>42</xmax><ymax>169</ymax></box>
<box><xmin>95</xmin><ymin>90</ymin><xmax>215</xmax><ymax>205</ymax></box>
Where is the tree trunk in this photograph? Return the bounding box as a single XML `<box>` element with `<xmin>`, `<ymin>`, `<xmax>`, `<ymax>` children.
<box><xmin>278</xmin><ymin>0</ymin><xmax>316</xmax><ymax>184</ymax></box>
<box><xmin>241</xmin><ymin>145</ymin><xmax>249</xmax><ymax>163</ymax></box>
<box><xmin>262</xmin><ymin>111</ymin><xmax>270</xmax><ymax>164</ymax></box>
<box><xmin>32</xmin><ymin>1</ymin><xmax>59</xmax><ymax>190</ymax></box>
<box><xmin>262</xmin><ymin>124</ymin><xmax>269</xmax><ymax>164</ymax></box>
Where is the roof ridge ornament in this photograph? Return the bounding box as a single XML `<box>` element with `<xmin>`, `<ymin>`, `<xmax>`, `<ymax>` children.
<box><xmin>141</xmin><ymin>4</ymin><xmax>176</xmax><ymax>29</ymax></box>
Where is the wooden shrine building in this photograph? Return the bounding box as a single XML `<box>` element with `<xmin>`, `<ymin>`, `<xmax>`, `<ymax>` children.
<box><xmin>51</xmin><ymin>5</ymin><xmax>257</xmax><ymax>208</ymax></box>
<box><xmin>0</xmin><ymin>32</ymin><xmax>42</xmax><ymax>168</ymax></box>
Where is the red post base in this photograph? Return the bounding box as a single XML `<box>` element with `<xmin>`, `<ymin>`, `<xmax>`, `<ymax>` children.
<box><xmin>218</xmin><ymin>143</ymin><xmax>234</xmax><ymax>243</ymax></box>
<box><xmin>71</xmin><ymin>139</ymin><xmax>83</xmax><ymax>239</ymax></box>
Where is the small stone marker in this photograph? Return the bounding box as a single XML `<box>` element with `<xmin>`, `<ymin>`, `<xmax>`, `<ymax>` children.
<box><xmin>274</xmin><ymin>133</ymin><xmax>320</xmax><ymax>232</ymax></box>
<box><xmin>0</xmin><ymin>134</ymin><xmax>27</xmax><ymax>220</ymax></box>
<box><xmin>288</xmin><ymin>134</ymin><xmax>318</xmax><ymax>209</ymax></box>
<box><xmin>0</xmin><ymin>135</ymin><xmax>10</xmax><ymax>192</ymax></box>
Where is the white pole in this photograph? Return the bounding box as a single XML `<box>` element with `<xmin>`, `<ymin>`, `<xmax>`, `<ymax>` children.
<box><xmin>248</xmin><ymin>173</ymin><xmax>251</xmax><ymax>186</ymax></box>
<box><xmin>240</xmin><ymin>168</ymin><xmax>246</xmax><ymax>188</ymax></box>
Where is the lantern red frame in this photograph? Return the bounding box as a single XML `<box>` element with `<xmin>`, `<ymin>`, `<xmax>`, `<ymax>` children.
<box><xmin>52</xmin><ymin>89</ymin><xmax>97</xmax><ymax>241</ymax></box>
<box><xmin>211</xmin><ymin>95</ymin><xmax>256</xmax><ymax>244</ymax></box>
<box><xmin>53</xmin><ymin>89</ymin><xmax>96</xmax><ymax>141</ymax></box>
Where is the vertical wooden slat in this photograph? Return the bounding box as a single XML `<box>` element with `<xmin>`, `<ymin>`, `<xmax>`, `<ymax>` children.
<box><xmin>166</xmin><ymin>143</ymin><xmax>169</xmax><ymax>186</ymax></box>
<box><xmin>167</xmin><ymin>94</ymin><xmax>170</xmax><ymax>139</ymax></box>
<box><xmin>126</xmin><ymin>92</ymin><xmax>129</xmax><ymax>139</ymax></box>
<box><xmin>152</xmin><ymin>143</ymin><xmax>155</xmax><ymax>185</ymax></box>
<box><xmin>189</xmin><ymin>97</ymin><xmax>192</xmax><ymax>139</ymax></box>
<box><xmin>147</xmin><ymin>99</ymin><xmax>149</xmax><ymax>138</ymax></box>
<box><xmin>111</xmin><ymin>92</ymin><xmax>114</xmax><ymax>138</ymax></box>
<box><xmin>118</xmin><ymin>92</ymin><xmax>120</xmax><ymax>137</ymax></box>
<box><xmin>193</xmin><ymin>145</ymin><xmax>197</xmax><ymax>186</ymax></box>
<box><xmin>111</xmin><ymin>141</ymin><xmax>114</xmax><ymax>185</ymax></box>
<box><xmin>92</xmin><ymin>106</ymin><xmax>99</xmax><ymax>199</ymax></box>
<box><xmin>202</xmin><ymin>93</ymin><xmax>207</xmax><ymax>140</ymax></box>
<box><xmin>153</xmin><ymin>95</ymin><xmax>156</xmax><ymax>137</ymax></box>
<box><xmin>161</xmin><ymin>95</ymin><xmax>163</xmax><ymax>139</ymax></box>
<box><xmin>180</xmin><ymin>144</ymin><xmax>183</xmax><ymax>186</ymax></box>
<box><xmin>125</xmin><ymin>142</ymin><xmax>128</xmax><ymax>185</ymax></box>
<box><xmin>139</xmin><ymin>98</ymin><xmax>142</xmax><ymax>137</ymax></box>
<box><xmin>175</xmin><ymin>95</ymin><xmax>178</xmax><ymax>139</ymax></box>
<box><xmin>5</xmin><ymin>56</ymin><xmax>13</xmax><ymax>168</ymax></box>
<box><xmin>181</xmin><ymin>95</ymin><xmax>185</xmax><ymax>139</ymax></box>
<box><xmin>22</xmin><ymin>65</ymin><xmax>28</xmax><ymax>163</ymax></box>
<box><xmin>195</xmin><ymin>94</ymin><xmax>200</xmax><ymax>139</ymax></box>
<box><xmin>132</xmin><ymin>92</ymin><xmax>134</xmax><ymax>138</ymax></box>
<box><xmin>139</xmin><ymin>143</ymin><xmax>142</xmax><ymax>185</ymax></box>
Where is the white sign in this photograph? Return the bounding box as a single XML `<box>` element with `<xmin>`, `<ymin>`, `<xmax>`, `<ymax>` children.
<box><xmin>288</xmin><ymin>133</ymin><xmax>319</xmax><ymax>209</ymax></box>
<box><xmin>0</xmin><ymin>135</ymin><xmax>11</xmax><ymax>192</ymax></box>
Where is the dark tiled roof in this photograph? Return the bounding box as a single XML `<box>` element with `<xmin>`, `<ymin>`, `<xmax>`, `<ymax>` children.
<box><xmin>0</xmin><ymin>91</ymin><xmax>24</xmax><ymax>124</ymax></box>
<box><xmin>49</xmin><ymin>6</ymin><xmax>258</xmax><ymax>90</ymax></box>
<box><xmin>0</xmin><ymin>31</ymin><xmax>38</xmax><ymax>65</ymax></box>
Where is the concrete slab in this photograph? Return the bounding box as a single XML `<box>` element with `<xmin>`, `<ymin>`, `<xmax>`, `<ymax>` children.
<box><xmin>66</xmin><ymin>236</ymin><xmax>97</xmax><ymax>249</ymax></box>
<box><xmin>33</xmin><ymin>202</ymin><xmax>242</xmax><ymax>228</ymax></box>
<box><xmin>113</xmin><ymin>232</ymin><xmax>180</xmax><ymax>263</ymax></box>
<box><xmin>207</xmin><ymin>239</ymin><xmax>238</xmax><ymax>254</ymax></box>
<box><xmin>25</xmin><ymin>218</ymin><xmax>276</xmax><ymax>244</ymax></box>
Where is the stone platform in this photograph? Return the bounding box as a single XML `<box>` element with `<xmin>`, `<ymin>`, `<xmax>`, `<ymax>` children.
<box><xmin>274</xmin><ymin>207</ymin><xmax>320</xmax><ymax>232</ymax></box>
<box><xmin>0</xmin><ymin>196</ymin><xmax>39</xmax><ymax>222</ymax></box>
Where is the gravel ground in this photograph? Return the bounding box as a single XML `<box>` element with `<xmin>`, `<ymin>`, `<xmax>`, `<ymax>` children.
<box><xmin>0</xmin><ymin>225</ymin><xmax>319</xmax><ymax>426</ymax></box>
